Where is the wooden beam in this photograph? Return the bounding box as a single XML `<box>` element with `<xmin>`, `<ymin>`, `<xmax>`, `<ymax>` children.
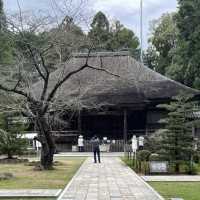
<box><xmin>123</xmin><ymin>108</ymin><xmax>128</xmax><ymax>152</ymax></box>
<box><xmin>78</xmin><ymin>110</ymin><xmax>82</xmax><ymax>134</ymax></box>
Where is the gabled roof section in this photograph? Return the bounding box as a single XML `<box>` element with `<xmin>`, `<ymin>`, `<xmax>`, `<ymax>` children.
<box><xmin>33</xmin><ymin>51</ymin><xmax>199</xmax><ymax>108</ymax></box>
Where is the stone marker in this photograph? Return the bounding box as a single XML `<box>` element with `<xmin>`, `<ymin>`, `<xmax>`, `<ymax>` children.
<box><xmin>149</xmin><ymin>161</ymin><xmax>168</xmax><ymax>173</ymax></box>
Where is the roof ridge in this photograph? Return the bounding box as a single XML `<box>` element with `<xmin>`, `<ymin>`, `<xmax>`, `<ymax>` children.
<box><xmin>72</xmin><ymin>51</ymin><xmax>130</xmax><ymax>58</ymax></box>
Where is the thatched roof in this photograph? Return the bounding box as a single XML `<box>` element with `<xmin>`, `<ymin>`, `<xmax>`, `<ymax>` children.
<box><xmin>33</xmin><ymin>52</ymin><xmax>199</xmax><ymax>108</ymax></box>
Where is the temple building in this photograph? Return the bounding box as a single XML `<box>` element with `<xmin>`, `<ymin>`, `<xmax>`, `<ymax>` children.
<box><xmin>34</xmin><ymin>52</ymin><xmax>199</xmax><ymax>151</ymax></box>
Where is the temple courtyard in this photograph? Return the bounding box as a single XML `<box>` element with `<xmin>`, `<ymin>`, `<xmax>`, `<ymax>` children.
<box><xmin>2</xmin><ymin>154</ymin><xmax>200</xmax><ymax>200</ymax></box>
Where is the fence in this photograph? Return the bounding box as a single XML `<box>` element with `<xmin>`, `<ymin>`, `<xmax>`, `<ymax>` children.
<box><xmin>83</xmin><ymin>140</ymin><xmax>125</xmax><ymax>152</ymax></box>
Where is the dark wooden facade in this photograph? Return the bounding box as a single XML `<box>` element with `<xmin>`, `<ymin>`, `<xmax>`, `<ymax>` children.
<box><xmin>54</xmin><ymin>102</ymin><xmax>168</xmax><ymax>151</ymax></box>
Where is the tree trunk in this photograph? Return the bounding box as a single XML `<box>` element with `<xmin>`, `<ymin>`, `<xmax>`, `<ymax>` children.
<box><xmin>175</xmin><ymin>163</ymin><xmax>180</xmax><ymax>173</ymax></box>
<box><xmin>7</xmin><ymin>152</ymin><xmax>13</xmax><ymax>159</ymax></box>
<box><xmin>41</xmin><ymin>142</ymin><xmax>55</xmax><ymax>170</ymax></box>
<box><xmin>36</xmin><ymin>115</ymin><xmax>56</xmax><ymax>170</ymax></box>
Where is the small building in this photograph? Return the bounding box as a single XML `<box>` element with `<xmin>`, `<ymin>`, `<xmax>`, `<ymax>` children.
<box><xmin>34</xmin><ymin>52</ymin><xmax>199</xmax><ymax>151</ymax></box>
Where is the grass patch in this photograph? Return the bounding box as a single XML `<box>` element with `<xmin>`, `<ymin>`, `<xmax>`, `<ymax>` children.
<box><xmin>0</xmin><ymin>157</ymin><xmax>85</xmax><ymax>189</ymax></box>
<box><xmin>150</xmin><ymin>182</ymin><xmax>200</xmax><ymax>200</ymax></box>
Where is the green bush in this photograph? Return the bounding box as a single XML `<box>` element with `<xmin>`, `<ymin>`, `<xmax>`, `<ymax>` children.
<box><xmin>137</xmin><ymin>150</ymin><xmax>151</xmax><ymax>162</ymax></box>
<box><xmin>0</xmin><ymin>112</ymin><xmax>28</xmax><ymax>158</ymax></box>
<box><xmin>184</xmin><ymin>162</ymin><xmax>198</xmax><ymax>175</ymax></box>
<box><xmin>149</xmin><ymin>153</ymin><xmax>163</xmax><ymax>161</ymax></box>
<box><xmin>193</xmin><ymin>152</ymin><xmax>200</xmax><ymax>163</ymax></box>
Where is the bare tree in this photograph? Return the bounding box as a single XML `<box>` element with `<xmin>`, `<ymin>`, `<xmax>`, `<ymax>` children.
<box><xmin>0</xmin><ymin>1</ymin><xmax>118</xmax><ymax>169</ymax></box>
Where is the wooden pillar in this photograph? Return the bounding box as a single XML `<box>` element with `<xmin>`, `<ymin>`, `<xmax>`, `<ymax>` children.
<box><xmin>192</xmin><ymin>125</ymin><xmax>195</xmax><ymax>137</ymax></box>
<box><xmin>78</xmin><ymin>110</ymin><xmax>82</xmax><ymax>134</ymax></box>
<box><xmin>123</xmin><ymin>108</ymin><xmax>127</xmax><ymax>153</ymax></box>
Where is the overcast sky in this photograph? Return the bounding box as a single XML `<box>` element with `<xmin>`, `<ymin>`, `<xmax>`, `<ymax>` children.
<box><xmin>4</xmin><ymin>0</ymin><xmax>178</xmax><ymax>48</ymax></box>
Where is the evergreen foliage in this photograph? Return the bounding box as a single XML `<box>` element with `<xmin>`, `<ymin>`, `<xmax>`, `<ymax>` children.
<box><xmin>0</xmin><ymin>113</ymin><xmax>28</xmax><ymax>159</ymax></box>
<box><xmin>158</xmin><ymin>94</ymin><xmax>195</xmax><ymax>173</ymax></box>
<box><xmin>145</xmin><ymin>13</ymin><xmax>178</xmax><ymax>74</ymax></box>
<box><xmin>146</xmin><ymin>1</ymin><xmax>200</xmax><ymax>89</ymax></box>
<box><xmin>0</xmin><ymin>0</ymin><xmax>13</xmax><ymax>65</ymax></box>
<box><xmin>88</xmin><ymin>11</ymin><xmax>111</xmax><ymax>50</ymax></box>
<box><xmin>174</xmin><ymin>0</ymin><xmax>200</xmax><ymax>88</ymax></box>
<box><xmin>88</xmin><ymin>11</ymin><xmax>139</xmax><ymax>56</ymax></box>
<box><xmin>110</xmin><ymin>20</ymin><xmax>139</xmax><ymax>51</ymax></box>
<box><xmin>0</xmin><ymin>0</ymin><xmax>6</xmax><ymax>31</ymax></box>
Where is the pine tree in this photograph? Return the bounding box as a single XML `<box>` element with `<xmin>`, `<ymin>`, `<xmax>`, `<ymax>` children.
<box><xmin>0</xmin><ymin>0</ymin><xmax>6</xmax><ymax>31</ymax></box>
<box><xmin>158</xmin><ymin>94</ymin><xmax>195</xmax><ymax>173</ymax></box>
<box><xmin>174</xmin><ymin>0</ymin><xmax>200</xmax><ymax>88</ymax></box>
<box><xmin>0</xmin><ymin>0</ymin><xmax>13</xmax><ymax>64</ymax></box>
<box><xmin>110</xmin><ymin>20</ymin><xmax>139</xmax><ymax>53</ymax></box>
<box><xmin>88</xmin><ymin>12</ymin><xmax>139</xmax><ymax>54</ymax></box>
<box><xmin>88</xmin><ymin>11</ymin><xmax>111</xmax><ymax>50</ymax></box>
<box><xmin>146</xmin><ymin>13</ymin><xmax>178</xmax><ymax>74</ymax></box>
<box><xmin>0</xmin><ymin>112</ymin><xmax>28</xmax><ymax>159</ymax></box>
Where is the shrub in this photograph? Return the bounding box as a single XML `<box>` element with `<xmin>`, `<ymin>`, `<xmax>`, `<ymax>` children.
<box><xmin>184</xmin><ymin>162</ymin><xmax>198</xmax><ymax>175</ymax></box>
<box><xmin>0</xmin><ymin>113</ymin><xmax>28</xmax><ymax>159</ymax></box>
<box><xmin>193</xmin><ymin>152</ymin><xmax>200</xmax><ymax>163</ymax></box>
<box><xmin>149</xmin><ymin>153</ymin><xmax>163</xmax><ymax>161</ymax></box>
<box><xmin>0</xmin><ymin>173</ymin><xmax>14</xmax><ymax>180</ymax></box>
<box><xmin>0</xmin><ymin>129</ymin><xmax>28</xmax><ymax>158</ymax></box>
<box><xmin>137</xmin><ymin>150</ymin><xmax>151</xmax><ymax>162</ymax></box>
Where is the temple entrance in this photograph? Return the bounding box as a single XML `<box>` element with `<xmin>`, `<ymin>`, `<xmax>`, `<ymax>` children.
<box><xmin>81</xmin><ymin>110</ymin><xmax>147</xmax><ymax>140</ymax></box>
<box><xmin>127</xmin><ymin>110</ymin><xmax>147</xmax><ymax>137</ymax></box>
<box><xmin>81</xmin><ymin>114</ymin><xmax>124</xmax><ymax>139</ymax></box>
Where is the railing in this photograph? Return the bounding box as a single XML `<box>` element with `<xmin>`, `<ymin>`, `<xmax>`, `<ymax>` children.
<box><xmin>83</xmin><ymin>140</ymin><xmax>125</xmax><ymax>152</ymax></box>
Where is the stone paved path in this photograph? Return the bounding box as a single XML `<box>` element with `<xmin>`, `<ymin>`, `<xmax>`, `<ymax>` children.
<box><xmin>55</xmin><ymin>152</ymin><xmax>124</xmax><ymax>157</ymax></box>
<box><xmin>58</xmin><ymin>157</ymin><xmax>164</xmax><ymax>200</ymax></box>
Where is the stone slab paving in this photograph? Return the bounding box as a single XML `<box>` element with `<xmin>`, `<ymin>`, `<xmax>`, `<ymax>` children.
<box><xmin>55</xmin><ymin>152</ymin><xmax>124</xmax><ymax>157</ymax></box>
<box><xmin>142</xmin><ymin>175</ymin><xmax>200</xmax><ymax>182</ymax></box>
<box><xmin>58</xmin><ymin>157</ymin><xmax>164</xmax><ymax>200</ymax></box>
<box><xmin>0</xmin><ymin>189</ymin><xmax>61</xmax><ymax>197</ymax></box>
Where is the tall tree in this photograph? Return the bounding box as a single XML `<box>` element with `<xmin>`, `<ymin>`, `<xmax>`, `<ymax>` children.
<box><xmin>158</xmin><ymin>94</ymin><xmax>195</xmax><ymax>173</ymax></box>
<box><xmin>144</xmin><ymin>46</ymin><xmax>158</xmax><ymax>70</ymax></box>
<box><xmin>0</xmin><ymin>0</ymin><xmax>13</xmax><ymax>64</ymax></box>
<box><xmin>0</xmin><ymin>0</ymin><xmax>6</xmax><ymax>31</ymax></box>
<box><xmin>173</xmin><ymin>0</ymin><xmax>200</xmax><ymax>89</ymax></box>
<box><xmin>88</xmin><ymin>11</ymin><xmax>111</xmax><ymax>50</ymax></box>
<box><xmin>0</xmin><ymin>11</ymin><xmax>117</xmax><ymax>170</ymax></box>
<box><xmin>110</xmin><ymin>20</ymin><xmax>139</xmax><ymax>51</ymax></box>
<box><xmin>88</xmin><ymin>12</ymin><xmax>140</xmax><ymax>56</ymax></box>
<box><xmin>146</xmin><ymin>13</ymin><xmax>178</xmax><ymax>74</ymax></box>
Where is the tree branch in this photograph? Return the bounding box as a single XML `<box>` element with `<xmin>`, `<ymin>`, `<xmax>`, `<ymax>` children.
<box><xmin>39</xmin><ymin>52</ymin><xmax>49</xmax><ymax>77</ymax></box>
<box><xmin>26</xmin><ymin>45</ymin><xmax>46</xmax><ymax>80</ymax></box>
<box><xmin>86</xmin><ymin>64</ymin><xmax>120</xmax><ymax>77</ymax></box>
<box><xmin>0</xmin><ymin>84</ymin><xmax>30</xmax><ymax>100</ymax></box>
<box><xmin>41</xmin><ymin>63</ymin><xmax>120</xmax><ymax>115</ymax></box>
<box><xmin>47</xmin><ymin>63</ymin><xmax>89</xmax><ymax>102</ymax></box>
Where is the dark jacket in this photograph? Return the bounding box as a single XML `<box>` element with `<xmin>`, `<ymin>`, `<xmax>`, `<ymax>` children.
<box><xmin>91</xmin><ymin>137</ymin><xmax>100</xmax><ymax>150</ymax></box>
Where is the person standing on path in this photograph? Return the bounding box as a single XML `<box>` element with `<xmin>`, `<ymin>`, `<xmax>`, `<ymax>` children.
<box><xmin>78</xmin><ymin>135</ymin><xmax>84</xmax><ymax>152</ymax></box>
<box><xmin>91</xmin><ymin>135</ymin><xmax>101</xmax><ymax>163</ymax></box>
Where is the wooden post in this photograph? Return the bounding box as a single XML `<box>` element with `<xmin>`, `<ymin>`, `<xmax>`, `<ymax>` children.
<box><xmin>78</xmin><ymin>110</ymin><xmax>82</xmax><ymax>134</ymax></box>
<box><xmin>123</xmin><ymin>109</ymin><xmax>127</xmax><ymax>155</ymax></box>
<box><xmin>192</xmin><ymin>125</ymin><xmax>195</xmax><ymax>137</ymax></box>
